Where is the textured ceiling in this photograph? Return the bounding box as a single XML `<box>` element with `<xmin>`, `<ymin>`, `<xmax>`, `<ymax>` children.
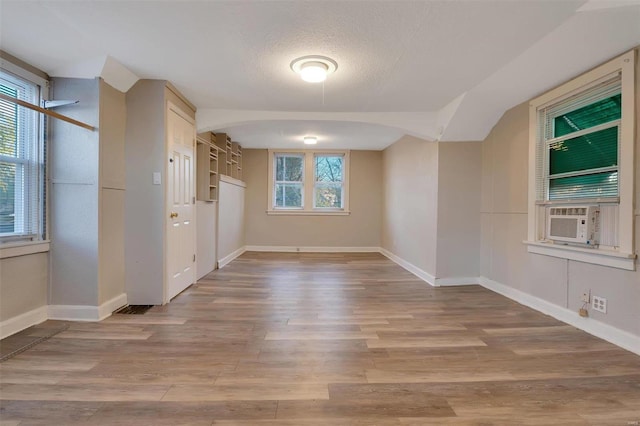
<box><xmin>1</xmin><ymin>0</ymin><xmax>639</xmax><ymax>149</ymax></box>
<box><xmin>215</xmin><ymin>120</ymin><xmax>405</xmax><ymax>151</ymax></box>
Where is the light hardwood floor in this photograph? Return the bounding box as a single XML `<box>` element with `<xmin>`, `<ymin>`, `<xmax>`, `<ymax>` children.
<box><xmin>1</xmin><ymin>252</ymin><xmax>639</xmax><ymax>425</ymax></box>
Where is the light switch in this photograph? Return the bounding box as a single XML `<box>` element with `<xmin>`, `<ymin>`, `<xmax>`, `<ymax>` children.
<box><xmin>153</xmin><ymin>172</ymin><xmax>161</xmax><ymax>185</ymax></box>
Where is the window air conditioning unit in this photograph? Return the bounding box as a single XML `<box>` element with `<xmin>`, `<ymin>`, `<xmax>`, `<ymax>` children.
<box><xmin>547</xmin><ymin>206</ymin><xmax>599</xmax><ymax>245</ymax></box>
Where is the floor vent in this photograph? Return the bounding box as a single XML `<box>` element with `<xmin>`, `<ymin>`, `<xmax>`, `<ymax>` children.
<box><xmin>114</xmin><ymin>305</ymin><xmax>154</xmax><ymax>315</ymax></box>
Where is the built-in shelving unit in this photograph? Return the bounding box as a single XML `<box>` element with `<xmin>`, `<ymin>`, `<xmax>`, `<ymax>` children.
<box><xmin>196</xmin><ymin>132</ymin><xmax>220</xmax><ymax>202</ymax></box>
<box><xmin>214</xmin><ymin>133</ymin><xmax>242</xmax><ymax>180</ymax></box>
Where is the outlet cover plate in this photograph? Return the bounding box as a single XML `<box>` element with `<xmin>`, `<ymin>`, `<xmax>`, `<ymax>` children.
<box><xmin>592</xmin><ymin>296</ymin><xmax>607</xmax><ymax>314</ymax></box>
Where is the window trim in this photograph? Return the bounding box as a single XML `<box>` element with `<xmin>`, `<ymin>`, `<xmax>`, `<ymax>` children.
<box><xmin>526</xmin><ymin>49</ymin><xmax>636</xmax><ymax>269</ymax></box>
<box><xmin>267</xmin><ymin>149</ymin><xmax>350</xmax><ymax>215</ymax></box>
<box><xmin>0</xmin><ymin>57</ymin><xmax>49</xmax><ymax>249</ymax></box>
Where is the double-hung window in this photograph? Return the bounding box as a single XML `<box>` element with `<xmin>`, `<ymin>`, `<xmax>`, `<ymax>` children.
<box><xmin>268</xmin><ymin>150</ymin><xmax>350</xmax><ymax>215</ymax></box>
<box><xmin>540</xmin><ymin>77</ymin><xmax>620</xmax><ymax>201</ymax></box>
<box><xmin>313</xmin><ymin>154</ymin><xmax>344</xmax><ymax>209</ymax></box>
<box><xmin>274</xmin><ymin>153</ymin><xmax>304</xmax><ymax>209</ymax></box>
<box><xmin>0</xmin><ymin>67</ymin><xmax>46</xmax><ymax>243</ymax></box>
<box><xmin>527</xmin><ymin>49</ymin><xmax>635</xmax><ymax>270</ymax></box>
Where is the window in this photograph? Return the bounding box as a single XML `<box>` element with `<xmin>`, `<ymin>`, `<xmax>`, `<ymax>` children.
<box><xmin>274</xmin><ymin>153</ymin><xmax>304</xmax><ymax>209</ymax></box>
<box><xmin>539</xmin><ymin>77</ymin><xmax>620</xmax><ymax>200</ymax></box>
<box><xmin>314</xmin><ymin>154</ymin><xmax>344</xmax><ymax>209</ymax></box>
<box><xmin>526</xmin><ymin>50</ymin><xmax>636</xmax><ymax>270</ymax></box>
<box><xmin>0</xmin><ymin>67</ymin><xmax>46</xmax><ymax>242</ymax></box>
<box><xmin>268</xmin><ymin>150</ymin><xmax>350</xmax><ymax>215</ymax></box>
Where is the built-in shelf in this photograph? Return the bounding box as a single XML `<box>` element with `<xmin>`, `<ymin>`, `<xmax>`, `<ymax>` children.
<box><xmin>214</xmin><ymin>133</ymin><xmax>242</xmax><ymax>180</ymax></box>
<box><xmin>196</xmin><ymin>132</ymin><xmax>220</xmax><ymax>202</ymax></box>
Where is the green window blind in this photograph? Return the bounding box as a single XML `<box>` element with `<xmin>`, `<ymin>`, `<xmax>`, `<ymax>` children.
<box><xmin>553</xmin><ymin>93</ymin><xmax>621</xmax><ymax>137</ymax></box>
<box><xmin>541</xmin><ymin>74</ymin><xmax>621</xmax><ymax>200</ymax></box>
<box><xmin>549</xmin><ymin>126</ymin><xmax>618</xmax><ymax>175</ymax></box>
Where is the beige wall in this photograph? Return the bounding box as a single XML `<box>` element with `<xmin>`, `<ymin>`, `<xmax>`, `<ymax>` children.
<box><xmin>196</xmin><ymin>201</ymin><xmax>218</xmax><ymax>279</ymax></box>
<box><xmin>98</xmin><ymin>79</ymin><xmax>126</xmax><ymax>305</ymax></box>
<box><xmin>382</xmin><ymin>136</ymin><xmax>439</xmax><ymax>274</ymax></box>
<box><xmin>218</xmin><ymin>179</ymin><xmax>245</xmax><ymax>262</ymax></box>
<box><xmin>480</xmin><ymin>48</ymin><xmax>640</xmax><ymax>336</ymax></box>
<box><xmin>244</xmin><ymin>149</ymin><xmax>382</xmax><ymax>248</ymax></box>
<box><xmin>436</xmin><ymin>142</ymin><xmax>482</xmax><ymax>279</ymax></box>
<box><xmin>0</xmin><ymin>253</ymin><xmax>48</xmax><ymax>322</ymax></box>
<box><xmin>50</xmin><ymin>77</ymin><xmax>101</xmax><ymax>306</ymax></box>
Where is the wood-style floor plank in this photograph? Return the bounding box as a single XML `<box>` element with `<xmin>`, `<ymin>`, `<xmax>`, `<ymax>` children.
<box><xmin>2</xmin><ymin>251</ymin><xmax>640</xmax><ymax>424</ymax></box>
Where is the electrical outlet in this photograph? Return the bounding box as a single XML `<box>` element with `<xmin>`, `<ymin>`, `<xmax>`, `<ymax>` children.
<box><xmin>581</xmin><ymin>292</ymin><xmax>590</xmax><ymax>303</ymax></box>
<box><xmin>592</xmin><ymin>295</ymin><xmax>607</xmax><ymax>313</ymax></box>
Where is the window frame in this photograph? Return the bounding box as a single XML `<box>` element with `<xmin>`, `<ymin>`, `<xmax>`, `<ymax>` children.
<box><xmin>0</xmin><ymin>57</ymin><xmax>49</xmax><ymax>252</ymax></box>
<box><xmin>525</xmin><ymin>50</ymin><xmax>636</xmax><ymax>270</ymax></box>
<box><xmin>267</xmin><ymin>149</ymin><xmax>350</xmax><ymax>215</ymax></box>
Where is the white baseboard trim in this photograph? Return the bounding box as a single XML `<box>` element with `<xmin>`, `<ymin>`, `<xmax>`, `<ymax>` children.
<box><xmin>245</xmin><ymin>245</ymin><xmax>380</xmax><ymax>253</ymax></box>
<box><xmin>379</xmin><ymin>248</ymin><xmax>436</xmax><ymax>286</ymax></box>
<box><xmin>97</xmin><ymin>293</ymin><xmax>128</xmax><ymax>320</ymax></box>
<box><xmin>479</xmin><ymin>276</ymin><xmax>640</xmax><ymax>356</ymax></box>
<box><xmin>49</xmin><ymin>293</ymin><xmax>128</xmax><ymax>322</ymax></box>
<box><xmin>434</xmin><ymin>276</ymin><xmax>480</xmax><ymax>286</ymax></box>
<box><xmin>0</xmin><ymin>305</ymin><xmax>48</xmax><ymax>340</ymax></box>
<box><xmin>218</xmin><ymin>246</ymin><xmax>247</xmax><ymax>268</ymax></box>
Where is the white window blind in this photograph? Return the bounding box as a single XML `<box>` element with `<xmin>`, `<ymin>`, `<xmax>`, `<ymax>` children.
<box><xmin>0</xmin><ymin>69</ymin><xmax>44</xmax><ymax>240</ymax></box>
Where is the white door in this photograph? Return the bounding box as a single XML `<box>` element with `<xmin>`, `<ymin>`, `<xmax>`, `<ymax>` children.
<box><xmin>166</xmin><ymin>103</ymin><xmax>196</xmax><ymax>302</ymax></box>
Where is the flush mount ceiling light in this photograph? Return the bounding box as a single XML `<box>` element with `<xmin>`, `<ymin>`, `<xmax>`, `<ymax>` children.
<box><xmin>303</xmin><ymin>136</ymin><xmax>318</xmax><ymax>145</ymax></box>
<box><xmin>290</xmin><ymin>55</ymin><xmax>338</xmax><ymax>83</ymax></box>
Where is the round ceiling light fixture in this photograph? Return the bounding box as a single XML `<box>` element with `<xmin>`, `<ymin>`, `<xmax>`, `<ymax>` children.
<box><xmin>303</xmin><ymin>136</ymin><xmax>318</xmax><ymax>145</ymax></box>
<box><xmin>290</xmin><ymin>55</ymin><xmax>338</xmax><ymax>83</ymax></box>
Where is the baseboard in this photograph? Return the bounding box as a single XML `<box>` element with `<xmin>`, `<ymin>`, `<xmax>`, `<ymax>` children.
<box><xmin>379</xmin><ymin>248</ymin><xmax>436</xmax><ymax>286</ymax></box>
<box><xmin>49</xmin><ymin>293</ymin><xmax>128</xmax><ymax>322</ymax></box>
<box><xmin>479</xmin><ymin>276</ymin><xmax>640</xmax><ymax>356</ymax></box>
<box><xmin>97</xmin><ymin>293</ymin><xmax>128</xmax><ymax>320</ymax></box>
<box><xmin>218</xmin><ymin>246</ymin><xmax>247</xmax><ymax>268</ymax></box>
<box><xmin>245</xmin><ymin>245</ymin><xmax>380</xmax><ymax>253</ymax></box>
<box><xmin>434</xmin><ymin>276</ymin><xmax>480</xmax><ymax>286</ymax></box>
<box><xmin>0</xmin><ymin>305</ymin><xmax>48</xmax><ymax>340</ymax></box>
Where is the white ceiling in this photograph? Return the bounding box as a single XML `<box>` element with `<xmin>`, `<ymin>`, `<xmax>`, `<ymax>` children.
<box><xmin>1</xmin><ymin>0</ymin><xmax>639</xmax><ymax>149</ymax></box>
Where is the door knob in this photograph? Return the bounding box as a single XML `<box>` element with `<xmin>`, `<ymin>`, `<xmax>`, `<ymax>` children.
<box><xmin>170</xmin><ymin>212</ymin><xmax>178</xmax><ymax>219</ymax></box>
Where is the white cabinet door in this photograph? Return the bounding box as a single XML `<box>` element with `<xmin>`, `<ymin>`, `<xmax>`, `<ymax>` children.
<box><xmin>166</xmin><ymin>103</ymin><xmax>196</xmax><ymax>302</ymax></box>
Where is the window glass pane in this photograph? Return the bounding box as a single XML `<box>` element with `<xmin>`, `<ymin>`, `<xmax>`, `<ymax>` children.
<box><xmin>0</xmin><ymin>162</ymin><xmax>16</xmax><ymax>234</ymax></box>
<box><xmin>549</xmin><ymin>126</ymin><xmax>618</xmax><ymax>175</ymax></box>
<box><xmin>0</xmin><ymin>85</ymin><xmax>18</xmax><ymax>158</ymax></box>
<box><xmin>284</xmin><ymin>156</ymin><xmax>303</xmax><ymax>181</ymax></box>
<box><xmin>315</xmin><ymin>155</ymin><xmax>343</xmax><ymax>182</ymax></box>
<box><xmin>275</xmin><ymin>156</ymin><xmax>284</xmax><ymax>181</ymax></box>
<box><xmin>553</xmin><ymin>94</ymin><xmax>621</xmax><ymax>137</ymax></box>
<box><xmin>275</xmin><ymin>183</ymin><xmax>302</xmax><ymax>208</ymax></box>
<box><xmin>315</xmin><ymin>182</ymin><xmax>342</xmax><ymax>208</ymax></box>
<box><xmin>549</xmin><ymin>171</ymin><xmax>618</xmax><ymax>200</ymax></box>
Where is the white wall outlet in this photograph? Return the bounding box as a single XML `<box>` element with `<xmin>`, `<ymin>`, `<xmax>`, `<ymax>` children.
<box><xmin>152</xmin><ymin>172</ymin><xmax>161</xmax><ymax>185</ymax></box>
<box><xmin>581</xmin><ymin>292</ymin><xmax>590</xmax><ymax>303</ymax></box>
<box><xmin>592</xmin><ymin>295</ymin><xmax>607</xmax><ymax>313</ymax></box>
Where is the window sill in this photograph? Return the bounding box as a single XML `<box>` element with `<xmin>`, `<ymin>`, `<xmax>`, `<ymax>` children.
<box><xmin>0</xmin><ymin>240</ymin><xmax>50</xmax><ymax>259</ymax></box>
<box><xmin>523</xmin><ymin>240</ymin><xmax>636</xmax><ymax>271</ymax></box>
<box><xmin>267</xmin><ymin>210</ymin><xmax>351</xmax><ymax>216</ymax></box>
